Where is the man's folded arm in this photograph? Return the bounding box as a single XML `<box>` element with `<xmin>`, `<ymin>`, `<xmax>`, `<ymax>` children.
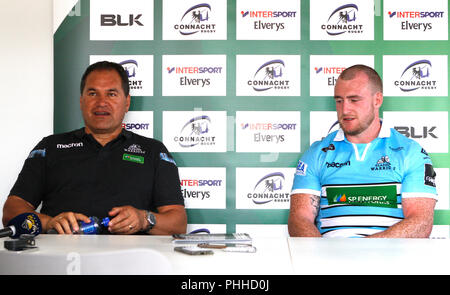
<box><xmin>367</xmin><ymin>197</ymin><xmax>436</xmax><ymax>238</ymax></box>
<box><xmin>3</xmin><ymin>195</ymin><xmax>52</xmax><ymax>230</ymax></box>
<box><xmin>288</xmin><ymin>193</ymin><xmax>322</xmax><ymax>237</ymax></box>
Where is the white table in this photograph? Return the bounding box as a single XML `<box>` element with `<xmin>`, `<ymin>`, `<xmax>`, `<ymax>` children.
<box><xmin>0</xmin><ymin>234</ymin><xmax>292</xmax><ymax>275</ymax></box>
<box><xmin>288</xmin><ymin>237</ymin><xmax>450</xmax><ymax>275</ymax></box>
<box><xmin>2</xmin><ymin>235</ymin><xmax>450</xmax><ymax>275</ymax></box>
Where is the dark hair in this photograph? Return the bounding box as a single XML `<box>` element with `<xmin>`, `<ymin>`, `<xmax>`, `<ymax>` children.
<box><xmin>80</xmin><ymin>61</ymin><xmax>130</xmax><ymax>97</ymax></box>
<box><xmin>338</xmin><ymin>64</ymin><xmax>383</xmax><ymax>94</ymax></box>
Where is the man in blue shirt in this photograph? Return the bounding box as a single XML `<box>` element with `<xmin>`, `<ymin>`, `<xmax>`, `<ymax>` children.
<box><xmin>288</xmin><ymin>65</ymin><xmax>437</xmax><ymax>238</ymax></box>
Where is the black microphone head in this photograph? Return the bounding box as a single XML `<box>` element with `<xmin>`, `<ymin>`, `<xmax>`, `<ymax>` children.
<box><xmin>7</xmin><ymin>213</ymin><xmax>42</xmax><ymax>238</ymax></box>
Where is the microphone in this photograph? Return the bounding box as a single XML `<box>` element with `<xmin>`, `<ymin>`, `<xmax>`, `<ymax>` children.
<box><xmin>0</xmin><ymin>213</ymin><xmax>42</xmax><ymax>239</ymax></box>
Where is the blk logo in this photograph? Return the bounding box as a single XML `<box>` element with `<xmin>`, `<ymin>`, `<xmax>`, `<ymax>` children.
<box><xmin>395</xmin><ymin>126</ymin><xmax>438</xmax><ymax>139</ymax></box>
<box><xmin>101</xmin><ymin>14</ymin><xmax>143</xmax><ymax>26</ymax></box>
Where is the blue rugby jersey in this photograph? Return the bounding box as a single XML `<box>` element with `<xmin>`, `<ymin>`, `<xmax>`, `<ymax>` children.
<box><xmin>291</xmin><ymin>122</ymin><xmax>438</xmax><ymax>237</ymax></box>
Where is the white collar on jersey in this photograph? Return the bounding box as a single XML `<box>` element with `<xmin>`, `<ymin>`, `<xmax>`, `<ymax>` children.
<box><xmin>333</xmin><ymin>119</ymin><xmax>391</xmax><ymax>142</ymax></box>
<box><xmin>332</xmin><ymin>119</ymin><xmax>390</xmax><ymax>161</ymax></box>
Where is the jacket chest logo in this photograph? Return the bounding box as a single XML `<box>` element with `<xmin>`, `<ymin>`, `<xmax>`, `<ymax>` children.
<box><xmin>124</xmin><ymin>144</ymin><xmax>146</xmax><ymax>154</ymax></box>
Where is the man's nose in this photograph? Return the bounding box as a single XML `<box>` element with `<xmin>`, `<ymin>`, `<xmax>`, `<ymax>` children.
<box><xmin>341</xmin><ymin>99</ymin><xmax>352</xmax><ymax>114</ymax></box>
<box><xmin>95</xmin><ymin>94</ymin><xmax>108</xmax><ymax>105</ymax></box>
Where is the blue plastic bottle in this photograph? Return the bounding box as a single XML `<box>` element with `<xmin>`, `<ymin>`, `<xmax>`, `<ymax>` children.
<box><xmin>75</xmin><ymin>217</ymin><xmax>110</xmax><ymax>234</ymax></box>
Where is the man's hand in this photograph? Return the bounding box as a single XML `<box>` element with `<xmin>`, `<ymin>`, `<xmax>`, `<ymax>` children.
<box><xmin>47</xmin><ymin>212</ymin><xmax>91</xmax><ymax>234</ymax></box>
<box><xmin>108</xmin><ymin>206</ymin><xmax>147</xmax><ymax>234</ymax></box>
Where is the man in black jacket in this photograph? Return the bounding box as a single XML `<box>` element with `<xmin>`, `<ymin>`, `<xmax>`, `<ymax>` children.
<box><xmin>3</xmin><ymin>61</ymin><xmax>187</xmax><ymax>235</ymax></box>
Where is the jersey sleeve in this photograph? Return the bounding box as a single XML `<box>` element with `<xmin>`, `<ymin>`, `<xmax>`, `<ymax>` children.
<box><xmin>9</xmin><ymin>138</ymin><xmax>48</xmax><ymax>208</ymax></box>
<box><xmin>291</xmin><ymin>141</ymin><xmax>323</xmax><ymax>196</ymax></box>
<box><xmin>151</xmin><ymin>142</ymin><xmax>185</xmax><ymax>209</ymax></box>
<box><xmin>401</xmin><ymin>142</ymin><xmax>438</xmax><ymax>199</ymax></box>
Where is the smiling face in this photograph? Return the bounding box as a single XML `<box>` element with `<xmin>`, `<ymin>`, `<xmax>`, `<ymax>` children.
<box><xmin>80</xmin><ymin>69</ymin><xmax>130</xmax><ymax>141</ymax></box>
<box><xmin>334</xmin><ymin>71</ymin><xmax>383</xmax><ymax>143</ymax></box>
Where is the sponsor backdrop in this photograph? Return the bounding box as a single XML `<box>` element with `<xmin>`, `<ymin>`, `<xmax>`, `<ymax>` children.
<box><xmin>54</xmin><ymin>0</ymin><xmax>450</xmax><ymax>238</ymax></box>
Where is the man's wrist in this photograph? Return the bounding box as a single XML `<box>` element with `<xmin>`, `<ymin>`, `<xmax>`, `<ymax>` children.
<box><xmin>143</xmin><ymin>210</ymin><xmax>156</xmax><ymax>233</ymax></box>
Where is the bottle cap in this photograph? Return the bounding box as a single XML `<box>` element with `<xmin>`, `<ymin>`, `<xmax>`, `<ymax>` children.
<box><xmin>101</xmin><ymin>217</ymin><xmax>110</xmax><ymax>227</ymax></box>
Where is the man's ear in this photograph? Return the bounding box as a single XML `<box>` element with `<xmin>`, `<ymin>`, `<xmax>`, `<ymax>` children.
<box><xmin>374</xmin><ymin>92</ymin><xmax>383</xmax><ymax>109</ymax></box>
<box><xmin>125</xmin><ymin>95</ymin><xmax>131</xmax><ymax>112</ymax></box>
